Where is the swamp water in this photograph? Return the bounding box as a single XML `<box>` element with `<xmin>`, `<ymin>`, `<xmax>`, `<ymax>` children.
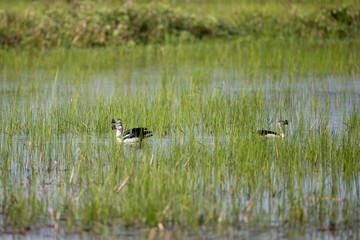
<box><xmin>0</xmin><ymin>40</ymin><xmax>360</xmax><ymax>239</ymax></box>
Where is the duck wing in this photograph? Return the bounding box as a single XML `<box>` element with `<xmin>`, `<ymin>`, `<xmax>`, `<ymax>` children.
<box><xmin>124</xmin><ymin>128</ymin><xmax>153</xmax><ymax>140</ymax></box>
<box><xmin>257</xmin><ymin>130</ymin><xmax>279</xmax><ymax>136</ymax></box>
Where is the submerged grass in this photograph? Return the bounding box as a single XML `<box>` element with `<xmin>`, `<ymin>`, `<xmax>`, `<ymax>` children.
<box><xmin>0</xmin><ymin>39</ymin><xmax>360</xmax><ymax>238</ymax></box>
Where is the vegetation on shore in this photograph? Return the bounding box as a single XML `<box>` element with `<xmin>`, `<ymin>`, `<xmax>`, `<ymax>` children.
<box><xmin>1</xmin><ymin>0</ymin><xmax>359</xmax><ymax>48</ymax></box>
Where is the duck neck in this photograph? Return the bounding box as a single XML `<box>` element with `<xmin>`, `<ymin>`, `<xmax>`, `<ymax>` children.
<box><xmin>116</xmin><ymin>126</ymin><xmax>123</xmax><ymax>139</ymax></box>
<box><xmin>278</xmin><ymin>123</ymin><xmax>285</xmax><ymax>138</ymax></box>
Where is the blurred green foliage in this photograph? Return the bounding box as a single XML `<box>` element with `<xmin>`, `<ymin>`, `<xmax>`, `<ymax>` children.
<box><xmin>0</xmin><ymin>1</ymin><xmax>359</xmax><ymax>48</ymax></box>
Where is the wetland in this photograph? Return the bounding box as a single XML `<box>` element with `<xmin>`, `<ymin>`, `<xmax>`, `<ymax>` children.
<box><xmin>1</xmin><ymin>0</ymin><xmax>360</xmax><ymax>239</ymax></box>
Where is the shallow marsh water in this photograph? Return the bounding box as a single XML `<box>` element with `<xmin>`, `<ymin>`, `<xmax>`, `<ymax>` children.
<box><xmin>0</xmin><ymin>40</ymin><xmax>360</xmax><ymax>239</ymax></box>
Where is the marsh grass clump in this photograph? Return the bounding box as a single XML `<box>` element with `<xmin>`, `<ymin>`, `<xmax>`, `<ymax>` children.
<box><xmin>0</xmin><ymin>39</ymin><xmax>360</xmax><ymax>237</ymax></box>
<box><xmin>296</xmin><ymin>6</ymin><xmax>360</xmax><ymax>38</ymax></box>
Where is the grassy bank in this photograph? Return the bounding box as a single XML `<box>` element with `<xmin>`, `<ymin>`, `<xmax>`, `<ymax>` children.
<box><xmin>1</xmin><ymin>0</ymin><xmax>359</xmax><ymax>48</ymax></box>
